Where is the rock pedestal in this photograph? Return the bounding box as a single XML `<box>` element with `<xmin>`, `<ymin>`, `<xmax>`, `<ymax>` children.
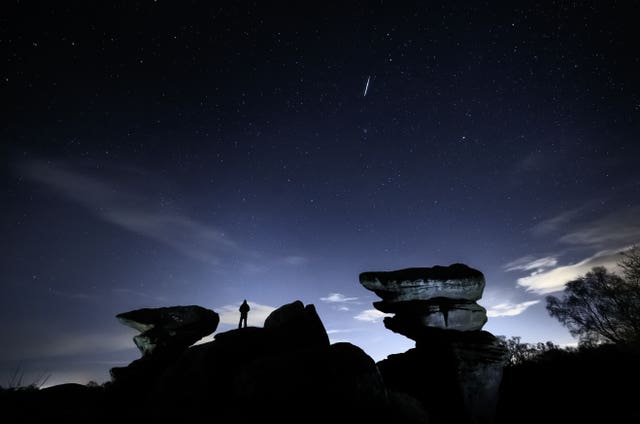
<box><xmin>360</xmin><ymin>264</ymin><xmax>507</xmax><ymax>424</ymax></box>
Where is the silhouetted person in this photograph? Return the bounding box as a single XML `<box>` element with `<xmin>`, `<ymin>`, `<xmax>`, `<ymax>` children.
<box><xmin>238</xmin><ymin>299</ymin><xmax>250</xmax><ymax>328</ymax></box>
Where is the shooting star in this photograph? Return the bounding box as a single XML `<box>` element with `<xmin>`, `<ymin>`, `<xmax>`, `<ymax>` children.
<box><xmin>363</xmin><ymin>75</ymin><xmax>371</xmax><ymax>97</ymax></box>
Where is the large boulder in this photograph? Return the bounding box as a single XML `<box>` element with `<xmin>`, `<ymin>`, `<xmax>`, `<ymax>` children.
<box><xmin>381</xmin><ymin>301</ymin><xmax>488</xmax><ymax>334</ymax></box>
<box><xmin>262</xmin><ymin>300</ymin><xmax>330</xmax><ymax>349</ymax></box>
<box><xmin>116</xmin><ymin>305</ymin><xmax>219</xmax><ymax>356</ymax></box>
<box><xmin>360</xmin><ymin>263</ymin><xmax>485</xmax><ymax>306</ymax></box>
<box><xmin>360</xmin><ymin>264</ymin><xmax>488</xmax><ymax>339</ymax></box>
<box><xmin>110</xmin><ymin>305</ymin><xmax>219</xmax><ymax>387</ymax></box>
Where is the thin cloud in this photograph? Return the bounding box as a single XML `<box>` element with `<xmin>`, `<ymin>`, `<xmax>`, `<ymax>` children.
<box><xmin>283</xmin><ymin>256</ymin><xmax>308</xmax><ymax>265</ymax></box>
<box><xmin>559</xmin><ymin>206</ymin><xmax>640</xmax><ymax>247</ymax></box>
<box><xmin>486</xmin><ymin>300</ymin><xmax>540</xmax><ymax>317</ymax></box>
<box><xmin>112</xmin><ymin>288</ymin><xmax>167</xmax><ymax>303</ymax></box>
<box><xmin>516</xmin><ymin>249</ymin><xmax>625</xmax><ymax>294</ymax></box>
<box><xmin>512</xmin><ymin>151</ymin><xmax>546</xmax><ymax>174</ymax></box>
<box><xmin>320</xmin><ymin>293</ymin><xmax>359</xmax><ymax>303</ymax></box>
<box><xmin>531</xmin><ymin>207</ymin><xmax>586</xmax><ymax>237</ymax></box>
<box><xmin>215</xmin><ymin>301</ymin><xmax>276</xmax><ymax>328</ymax></box>
<box><xmin>1</xmin><ymin>330</ymin><xmax>137</xmax><ymax>361</ymax></box>
<box><xmin>504</xmin><ymin>256</ymin><xmax>558</xmax><ymax>272</ymax></box>
<box><xmin>354</xmin><ymin>309</ymin><xmax>390</xmax><ymax>323</ymax></box>
<box><xmin>20</xmin><ymin>160</ymin><xmax>242</xmax><ymax>266</ymax></box>
<box><xmin>48</xmin><ymin>289</ymin><xmax>93</xmax><ymax>300</ymax></box>
<box><xmin>509</xmin><ymin>207</ymin><xmax>640</xmax><ymax>294</ymax></box>
<box><xmin>326</xmin><ymin>329</ymin><xmax>356</xmax><ymax>335</ymax></box>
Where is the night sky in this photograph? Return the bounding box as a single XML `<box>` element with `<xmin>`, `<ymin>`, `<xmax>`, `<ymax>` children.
<box><xmin>2</xmin><ymin>1</ymin><xmax>640</xmax><ymax>386</ymax></box>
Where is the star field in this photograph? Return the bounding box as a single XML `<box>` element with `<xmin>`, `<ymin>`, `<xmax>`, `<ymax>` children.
<box><xmin>1</xmin><ymin>1</ymin><xmax>639</xmax><ymax>385</ymax></box>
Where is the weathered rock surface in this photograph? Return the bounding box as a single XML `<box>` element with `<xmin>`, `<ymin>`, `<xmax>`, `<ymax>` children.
<box><xmin>361</xmin><ymin>264</ymin><xmax>488</xmax><ymax>338</ymax></box>
<box><xmin>360</xmin><ymin>263</ymin><xmax>485</xmax><ymax>305</ymax></box>
<box><xmin>387</xmin><ymin>303</ymin><xmax>487</xmax><ymax>334</ymax></box>
<box><xmin>375</xmin><ymin>299</ymin><xmax>488</xmax><ymax>332</ymax></box>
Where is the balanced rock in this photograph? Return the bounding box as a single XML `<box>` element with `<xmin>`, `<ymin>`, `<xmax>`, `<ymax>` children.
<box><xmin>361</xmin><ymin>263</ymin><xmax>506</xmax><ymax>423</ymax></box>
<box><xmin>360</xmin><ymin>264</ymin><xmax>487</xmax><ymax>336</ymax></box>
<box><xmin>360</xmin><ymin>263</ymin><xmax>485</xmax><ymax>306</ymax></box>
<box><xmin>117</xmin><ymin>305</ymin><xmax>220</xmax><ymax>356</ymax></box>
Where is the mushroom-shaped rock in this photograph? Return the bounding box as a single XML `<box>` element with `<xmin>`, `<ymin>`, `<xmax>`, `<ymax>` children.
<box><xmin>117</xmin><ymin>305</ymin><xmax>219</xmax><ymax>356</ymax></box>
<box><xmin>360</xmin><ymin>263</ymin><xmax>485</xmax><ymax>305</ymax></box>
<box><xmin>361</xmin><ymin>264</ymin><xmax>506</xmax><ymax>424</ymax></box>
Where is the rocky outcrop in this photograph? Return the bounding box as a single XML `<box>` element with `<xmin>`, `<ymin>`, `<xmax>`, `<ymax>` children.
<box><xmin>115</xmin><ymin>305</ymin><xmax>220</xmax><ymax>356</ymax></box>
<box><xmin>144</xmin><ymin>300</ymin><xmax>420</xmax><ymax>422</ymax></box>
<box><xmin>360</xmin><ymin>264</ymin><xmax>507</xmax><ymax>424</ymax></box>
<box><xmin>361</xmin><ymin>263</ymin><xmax>487</xmax><ymax>334</ymax></box>
<box><xmin>262</xmin><ymin>300</ymin><xmax>330</xmax><ymax>349</ymax></box>
<box><xmin>110</xmin><ymin>305</ymin><xmax>219</xmax><ymax>386</ymax></box>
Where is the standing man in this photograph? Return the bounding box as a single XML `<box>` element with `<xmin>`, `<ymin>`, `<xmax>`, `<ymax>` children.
<box><xmin>238</xmin><ymin>299</ymin><xmax>250</xmax><ymax>329</ymax></box>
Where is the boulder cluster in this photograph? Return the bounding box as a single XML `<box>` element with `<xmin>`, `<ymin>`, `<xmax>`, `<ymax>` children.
<box><xmin>108</xmin><ymin>301</ymin><xmax>411</xmax><ymax>423</ymax></box>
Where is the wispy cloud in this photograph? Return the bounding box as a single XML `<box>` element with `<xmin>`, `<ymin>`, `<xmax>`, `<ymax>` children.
<box><xmin>507</xmin><ymin>206</ymin><xmax>640</xmax><ymax>295</ymax></box>
<box><xmin>112</xmin><ymin>288</ymin><xmax>167</xmax><ymax>303</ymax></box>
<box><xmin>320</xmin><ymin>293</ymin><xmax>359</xmax><ymax>303</ymax></box>
<box><xmin>531</xmin><ymin>207</ymin><xmax>586</xmax><ymax>237</ymax></box>
<box><xmin>0</xmin><ymin>330</ymin><xmax>137</xmax><ymax>361</ymax></box>
<box><xmin>321</xmin><ymin>293</ymin><xmax>359</xmax><ymax>311</ymax></box>
<box><xmin>354</xmin><ymin>309</ymin><xmax>390</xmax><ymax>323</ymax></box>
<box><xmin>515</xmin><ymin>249</ymin><xmax>624</xmax><ymax>294</ymax></box>
<box><xmin>486</xmin><ymin>300</ymin><xmax>540</xmax><ymax>317</ymax></box>
<box><xmin>326</xmin><ymin>329</ymin><xmax>356</xmax><ymax>335</ymax></box>
<box><xmin>504</xmin><ymin>256</ymin><xmax>558</xmax><ymax>272</ymax></box>
<box><xmin>20</xmin><ymin>160</ymin><xmax>242</xmax><ymax>266</ymax></box>
<box><xmin>48</xmin><ymin>288</ymin><xmax>93</xmax><ymax>300</ymax></box>
<box><xmin>215</xmin><ymin>301</ymin><xmax>276</xmax><ymax>328</ymax></box>
<box><xmin>45</xmin><ymin>332</ymin><xmax>136</xmax><ymax>357</ymax></box>
<box><xmin>512</xmin><ymin>150</ymin><xmax>546</xmax><ymax>174</ymax></box>
<box><xmin>283</xmin><ymin>256</ymin><xmax>308</xmax><ymax>265</ymax></box>
<box><xmin>558</xmin><ymin>206</ymin><xmax>640</xmax><ymax>248</ymax></box>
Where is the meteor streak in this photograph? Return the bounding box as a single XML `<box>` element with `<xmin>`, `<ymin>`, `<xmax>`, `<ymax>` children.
<box><xmin>363</xmin><ymin>75</ymin><xmax>371</xmax><ymax>97</ymax></box>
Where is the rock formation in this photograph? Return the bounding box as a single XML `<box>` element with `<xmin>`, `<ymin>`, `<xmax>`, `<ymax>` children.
<box><xmin>110</xmin><ymin>305</ymin><xmax>219</xmax><ymax>385</ymax></box>
<box><xmin>360</xmin><ymin>263</ymin><xmax>507</xmax><ymax>424</ymax></box>
<box><xmin>115</xmin><ymin>305</ymin><xmax>220</xmax><ymax>356</ymax></box>
<box><xmin>101</xmin><ymin>300</ymin><xmax>426</xmax><ymax>423</ymax></box>
<box><xmin>361</xmin><ymin>263</ymin><xmax>488</xmax><ymax>333</ymax></box>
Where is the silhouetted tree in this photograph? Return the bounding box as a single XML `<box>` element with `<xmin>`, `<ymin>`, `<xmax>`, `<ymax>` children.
<box><xmin>546</xmin><ymin>251</ymin><xmax>640</xmax><ymax>345</ymax></box>
<box><xmin>619</xmin><ymin>245</ymin><xmax>640</xmax><ymax>284</ymax></box>
<box><xmin>497</xmin><ymin>336</ymin><xmax>560</xmax><ymax>366</ymax></box>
